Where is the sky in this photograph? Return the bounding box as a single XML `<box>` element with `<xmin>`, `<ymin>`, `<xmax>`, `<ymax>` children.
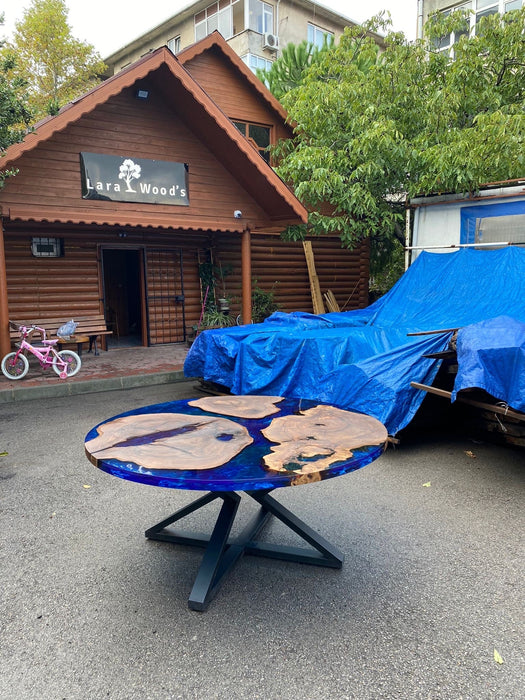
<box><xmin>1</xmin><ymin>1</ymin><xmax>418</xmax><ymax>57</ymax></box>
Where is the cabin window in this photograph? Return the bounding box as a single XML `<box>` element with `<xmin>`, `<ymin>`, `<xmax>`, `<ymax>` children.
<box><xmin>31</xmin><ymin>237</ymin><xmax>64</xmax><ymax>258</ymax></box>
<box><xmin>232</xmin><ymin>120</ymin><xmax>271</xmax><ymax>163</ymax></box>
<box><xmin>475</xmin><ymin>213</ymin><xmax>525</xmax><ymax>247</ymax></box>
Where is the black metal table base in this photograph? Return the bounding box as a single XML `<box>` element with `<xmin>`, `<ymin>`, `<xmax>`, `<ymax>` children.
<box><xmin>145</xmin><ymin>490</ymin><xmax>344</xmax><ymax>611</ymax></box>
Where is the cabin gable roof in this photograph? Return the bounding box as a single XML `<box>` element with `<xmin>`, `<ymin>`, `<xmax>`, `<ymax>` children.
<box><xmin>178</xmin><ymin>31</ymin><xmax>290</xmax><ymax>126</ymax></box>
<box><xmin>1</xmin><ymin>45</ymin><xmax>306</xmax><ymax>230</ymax></box>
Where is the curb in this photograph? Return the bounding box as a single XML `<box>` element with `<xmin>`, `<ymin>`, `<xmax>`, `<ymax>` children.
<box><xmin>0</xmin><ymin>370</ymin><xmax>190</xmax><ymax>403</ymax></box>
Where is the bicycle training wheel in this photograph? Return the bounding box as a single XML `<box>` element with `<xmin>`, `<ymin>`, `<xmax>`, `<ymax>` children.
<box><xmin>52</xmin><ymin>350</ymin><xmax>81</xmax><ymax>378</ymax></box>
<box><xmin>1</xmin><ymin>352</ymin><xmax>29</xmax><ymax>380</ymax></box>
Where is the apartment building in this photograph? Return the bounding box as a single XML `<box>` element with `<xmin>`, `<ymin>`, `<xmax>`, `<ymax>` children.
<box><xmin>103</xmin><ymin>0</ymin><xmax>368</xmax><ymax>77</ymax></box>
<box><xmin>419</xmin><ymin>0</ymin><xmax>523</xmax><ymax>42</ymax></box>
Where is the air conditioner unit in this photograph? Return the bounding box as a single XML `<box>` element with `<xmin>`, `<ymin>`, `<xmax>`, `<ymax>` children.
<box><xmin>263</xmin><ymin>33</ymin><xmax>279</xmax><ymax>50</ymax></box>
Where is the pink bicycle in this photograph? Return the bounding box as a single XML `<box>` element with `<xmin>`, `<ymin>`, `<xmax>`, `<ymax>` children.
<box><xmin>1</xmin><ymin>324</ymin><xmax>82</xmax><ymax>380</ymax></box>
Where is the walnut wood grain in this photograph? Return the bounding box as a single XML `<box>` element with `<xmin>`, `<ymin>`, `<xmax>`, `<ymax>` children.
<box><xmin>188</xmin><ymin>395</ymin><xmax>284</xmax><ymax>419</ymax></box>
<box><xmin>261</xmin><ymin>405</ymin><xmax>387</xmax><ymax>475</ymax></box>
<box><xmin>85</xmin><ymin>412</ymin><xmax>253</xmax><ymax>470</ymax></box>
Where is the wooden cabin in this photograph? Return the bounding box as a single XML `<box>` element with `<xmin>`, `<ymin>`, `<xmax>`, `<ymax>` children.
<box><xmin>0</xmin><ymin>33</ymin><xmax>369</xmax><ymax>356</ymax></box>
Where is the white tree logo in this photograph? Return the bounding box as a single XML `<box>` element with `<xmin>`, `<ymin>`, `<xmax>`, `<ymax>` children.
<box><xmin>118</xmin><ymin>158</ymin><xmax>141</xmax><ymax>192</ymax></box>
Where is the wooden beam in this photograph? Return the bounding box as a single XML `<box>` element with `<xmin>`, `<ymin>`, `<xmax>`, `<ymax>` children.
<box><xmin>0</xmin><ymin>218</ymin><xmax>11</xmax><ymax>357</ymax></box>
<box><xmin>241</xmin><ymin>228</ymin><xmax>252</xmax><ymax>324</ymax></box>
<box><xmin>407</xmin><ymin>328</ymin><xmax>459</xmax><ymax>336</ymax></box>
<box><xmin>411</xmin><ymin>382</ymin><xmax>525</xmax><ymax>422</ymax></box>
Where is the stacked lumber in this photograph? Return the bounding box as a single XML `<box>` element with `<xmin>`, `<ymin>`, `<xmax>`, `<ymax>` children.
<box><xmin>323</xmin><ymin>290</ymin><xmax>341</xmax><ymax>313</ymax></box>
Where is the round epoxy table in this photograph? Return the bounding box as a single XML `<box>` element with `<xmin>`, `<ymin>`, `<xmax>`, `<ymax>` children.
<box><xmin>85</xmin><ymin>395</ymin><xmax>387</xmax><ymax>611</ymax></box>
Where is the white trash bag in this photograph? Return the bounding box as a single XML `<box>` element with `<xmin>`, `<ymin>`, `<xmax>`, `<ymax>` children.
<box><xmin>57</xmin><ymin>319</ymin><xmax>78</xmax><ymax>340</ymax></box>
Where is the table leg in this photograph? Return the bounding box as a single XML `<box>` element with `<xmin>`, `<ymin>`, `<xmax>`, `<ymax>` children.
<box><xmin>145</xmin><ymin>489</ymin><xmax>343</xmax><ymax>611</ymax></box>
<box><xmin>145</xmin><ymin>491</ymin><xmax>220</xmax><ymax>546</ymax></box>
<box><xmin>146</xmin><ymin>492</ymin><xmax>245</xmax><ymax>611</ymax></box>
<box><xmin>187</xmin><ymin>492</ymin><xmax>240</xmax><ymax>610</ymax></box>
<box><xmin>246</xmin><ymin>491</ymin><xmax>344</xmax><ymax>568</ymax></box>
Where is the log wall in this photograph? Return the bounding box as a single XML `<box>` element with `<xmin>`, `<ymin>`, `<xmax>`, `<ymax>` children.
<box><xmin>4</xmin><ymin>227</ymin><xmax>209</xmax><ymax>342</ymax></box>
<box><xmin>214</xmin><ymin>234</ymin><xmax>370</xmax><ymax>315</ymax></box>
<box><xmin>4</xmin><ymin>226</ymin><xmax>369</xmax><ymax>343</ymax></box>
<box><xmin>0</xmin><ymin>41</ymin><xmax>369</xmax><ymax>352</ymax></box>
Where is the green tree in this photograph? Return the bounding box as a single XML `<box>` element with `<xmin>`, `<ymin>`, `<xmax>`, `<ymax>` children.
<box><xmin>257</xmin><ymin>35</ymin><xmax>380</xmax><ymax>101</ymax></box>
<box><xmin>1</xmin><ymin>0</ymin><xmax>106</xmax><ymax>118</ymax></box>
<box><xmin>0</xmin><ymin>13</ymin><xmax>33</xmax><ymax>188</ymax></box>
<box><xmin>256</xmin><ymin>38</ymin><xmax>333</xmax><ymax>100</ymax></box>
<box><xmin>275</xmin><ymin>11</ymin><xmax>525</xmax><ymax>279</ymax></box>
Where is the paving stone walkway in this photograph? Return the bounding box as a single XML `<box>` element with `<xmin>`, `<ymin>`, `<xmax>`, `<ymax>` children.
<box><xmin>0</xmin><ymin>341</ymin><xmax>191</xmax><ymax>402</ymax></box>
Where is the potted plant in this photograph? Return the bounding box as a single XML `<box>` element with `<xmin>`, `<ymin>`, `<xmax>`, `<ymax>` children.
<box><xmin>200</xmin><ymin>307</ymin><xmax>235</xmax><ymax>329</ymax></box>
<box><xmin>251</xmin><ymin>280</ymin><xmax>280</xmax><ymax>323</ymax></box>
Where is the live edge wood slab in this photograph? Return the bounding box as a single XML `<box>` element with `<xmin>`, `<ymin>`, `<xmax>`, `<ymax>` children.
<box><xmin>85</xmin><ymin>396</ymin><xmax>388</xmax><ymax>491</ymax></box>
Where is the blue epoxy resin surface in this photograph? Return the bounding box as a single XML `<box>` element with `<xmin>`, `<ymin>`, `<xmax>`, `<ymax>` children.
<box><xmin>85</xmin><ymin>396</ymin><xmax>387</xmax><ymax>491</ymax></box>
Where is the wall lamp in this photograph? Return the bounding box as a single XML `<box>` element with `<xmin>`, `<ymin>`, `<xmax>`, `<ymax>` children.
<box><xmin>135</xmin><ymin>89</ymin><xmax>149</xmax><ymax>99</ymax></box>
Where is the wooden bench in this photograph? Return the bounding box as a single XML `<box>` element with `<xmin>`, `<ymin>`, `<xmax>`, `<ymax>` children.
<box><xmin>9</xmin><ymin>314</ymin><xmax>112</xmax><ymax>356</ymax></box>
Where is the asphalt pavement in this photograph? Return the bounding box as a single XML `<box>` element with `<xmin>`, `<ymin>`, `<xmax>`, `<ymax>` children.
<box><xmin>0</xmin><ymin>380</ymin><xmax>523</xmax><ymax>700</ymax></box>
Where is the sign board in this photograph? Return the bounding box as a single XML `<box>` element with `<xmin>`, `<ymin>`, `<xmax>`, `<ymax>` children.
<box><xmin>80</xmin><ymin>153</ymin><xmax>189</xmax><ymax>206</ymax></box>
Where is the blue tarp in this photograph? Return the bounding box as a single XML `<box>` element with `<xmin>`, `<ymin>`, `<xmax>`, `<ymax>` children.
<box><xmin>316</xmin><ymin>333</ymin><xmax>453</xmax><ymax>435</ymax></box>
<box><xmin>452</xmin><ymin>316</ymin><xmax>525</xmax><ymax>412</ymax></box>
<box><xmin>184</xmin><ymin>247</ymin><xmax>525</xmax><ymax>434</ymax></box>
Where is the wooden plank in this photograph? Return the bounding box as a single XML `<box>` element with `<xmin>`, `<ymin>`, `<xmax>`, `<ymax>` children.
<box><xmin>411</xmin><ymin>383</ymin><xmax>454</xmax><ymax>399</ymax></box>
<box><xmin>407</xmin><ymin>328</ymin><xmax>459</xmax><ymax>336</ymax></box>
<box><xmin>422</xmin><ymin>351</ymin><xmax>457</xmax><ymax>360</ymax></box>
<box><xmin>411</xmin><ymin>382</ymin><xmax>525</xmax><ymax>422</ymax></box>
<box><xmin>302</xmin><ymin>241</ymin><xmax>325</xmax><ymax>314</ymax></box>
<box><xmin>185</xmin><ymin>52</ymin><xmax>281</xmax><ymax>126</ymax></box>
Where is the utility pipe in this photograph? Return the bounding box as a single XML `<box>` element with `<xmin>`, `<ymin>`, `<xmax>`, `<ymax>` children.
<box><xmin>405</xmin><ymin>241</ymin><xmax>523</xmax><ymax>250</ymax></box>
<box><xmin>417</xmin><ymin>0</ymin><xmax>424</xmax><ymax>40</ymax></box>
<box><xmin>405</xmin><ymin>207</ymin><xmax>411</xmax><ymax>270</ymax></box>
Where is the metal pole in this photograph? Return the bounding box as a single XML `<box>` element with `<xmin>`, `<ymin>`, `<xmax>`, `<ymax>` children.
<box><xmin>404</xmin><ymin>207</ymin><xmax>411</xmax><ymax>270</ymax></box>
<box><xmin>405</xmin><ymin>241</ymin><xmax>523</xmax><ymax>251</ymax></box>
